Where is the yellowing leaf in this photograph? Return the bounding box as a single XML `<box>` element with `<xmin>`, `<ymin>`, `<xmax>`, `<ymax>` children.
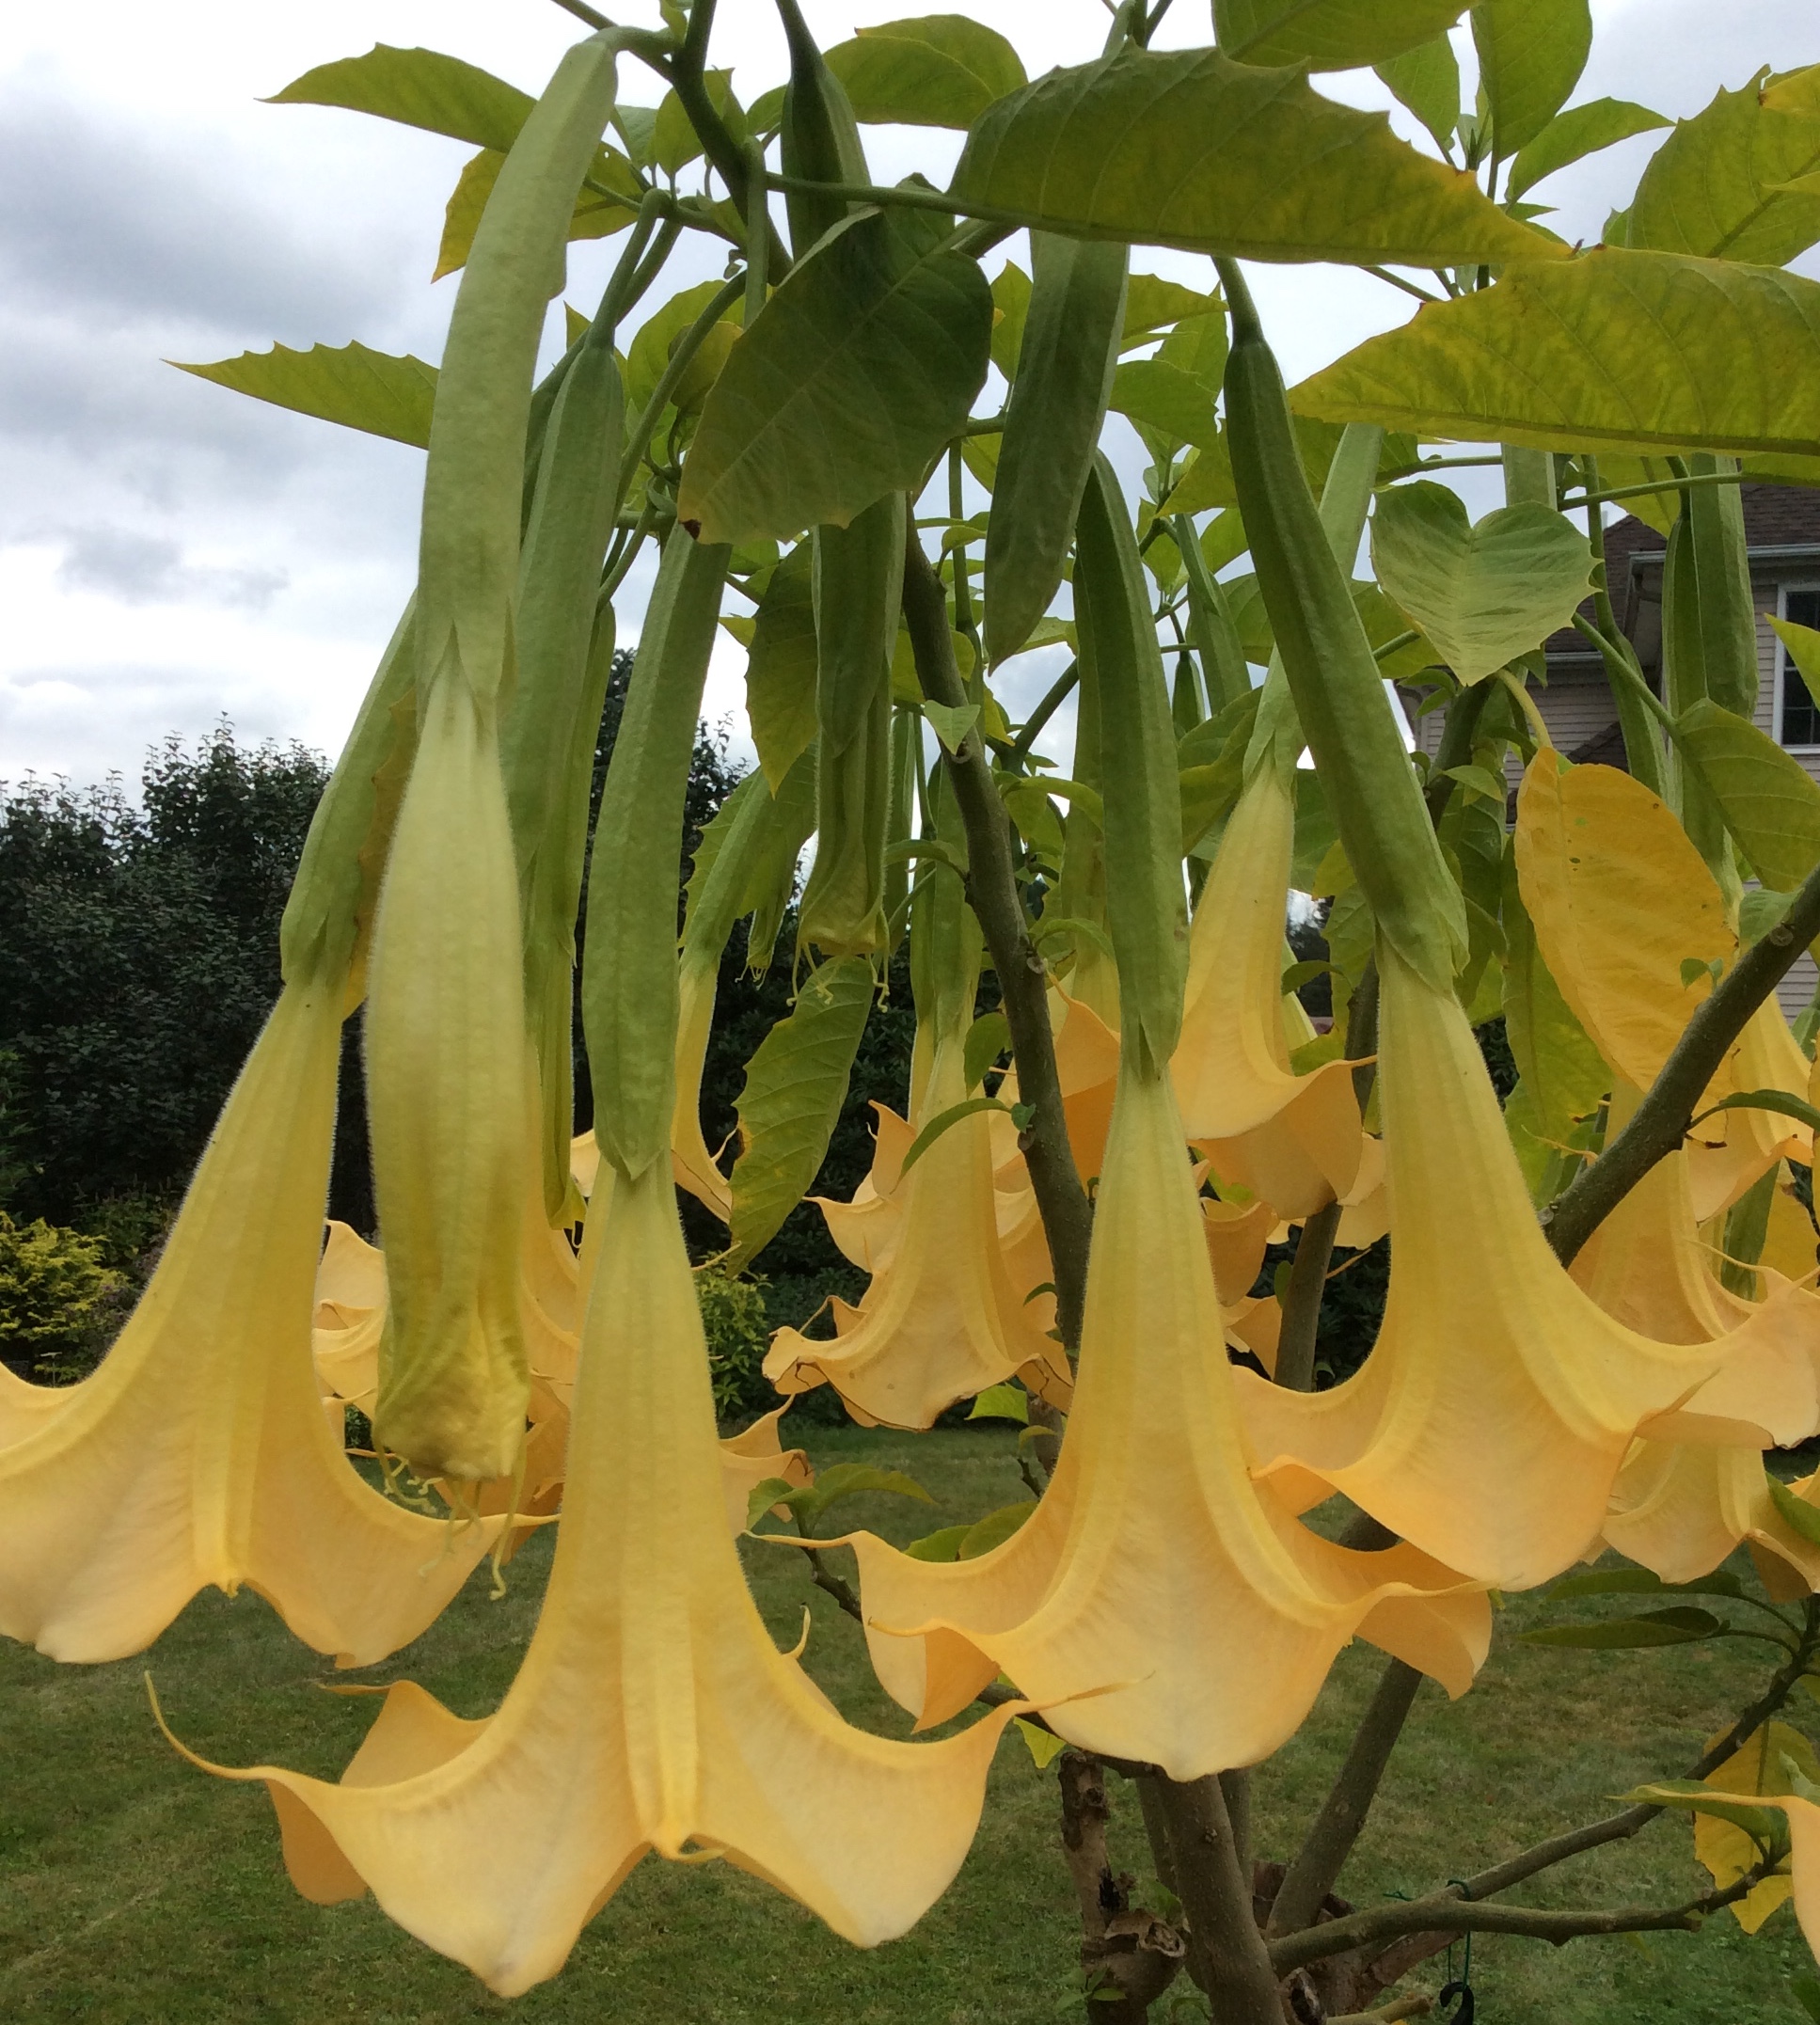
<box><xmin>826</xmin><ymin>15</ymin><xmax>1026</xmax><ymax>128</ymax></box>
<box><xmin>1695</xmin><ymin>1721</ymin><xmax>1817</xmax><ymax>1932</ymax></box>
<box><xmin>1376</xmin><ymin>36</ymin><xmax>1461</xmax><ymax>154</ymax></box>
<box><xmin>727</xmin><ymin>957</ymin><xmax>875</xmax><ymax>1270</ymax></box>
<box><xmin>1296</xmin><ymin>247</ymin><xmax>1820</xmax><ymax>459</ymax></box>
<box><xmin>1369</xmin><ymin>482</ymin><xmax>1591</xmax><ymax>683</ymax></box>
<box><xmin>951</xmin><ymin>47</ymin><xmax>1558</xmax><ymax>267</ymax></box>
<box><xmin>1629</xmin><ymin>69</ymin><xmax>1820</xmax><ymax>267</ymax></box>
<box><xmin>743</xmin><ymin>542</ymin><xmax>818</xmax><ymax>791</ymax></box>
<box><xmin>1471</xmin><ymin>0</ymin><xmax>1591</xmax><ymax>158</ymax></box>
<box><xmin>172</xmin><ymin>340</ymin><xmax>438</xmax><ymax>449</ymax></box>
<box><xmin>1014</xmin><ymin>1717</ymin><xmax>1068</xmax><ymax>1770</ymax></box>
<box><xmin>1214</xmin><ymin>0</ymin><xmax>1467</xmax><ymax>71</ymax></box>
<box><xmin>680</xmin><ymin>208</ymin><xmax>991</xmax><ymax>544</ymax></box>
<box><xmin>1513</xmin><ymin>758</ymin><xmax>1734</xmax><ymax>1091</ymax></box>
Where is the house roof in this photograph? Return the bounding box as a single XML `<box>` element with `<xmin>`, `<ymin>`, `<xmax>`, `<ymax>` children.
<box><xmin>1543</xmin><ymin>483</ymin><xmax>1820</xmax><ymax>656</ymax></box>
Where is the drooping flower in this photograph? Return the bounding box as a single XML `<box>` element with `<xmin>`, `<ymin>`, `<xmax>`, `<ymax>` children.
<box><xmin>1173</xmin><ymin>764</ymin><xmax>1368</xmax><ymax>1219</ymax></box>
<box><xmin>768</xmin><ymin>821</ymin><xmax>1073</xmax><ymax>1429</ymax></box>
<box><xmin>0</xmin><ymin>980</ymin><xmax>501</xmax><ymax>1665</ymax></box>
<box><xmin>1237</xmin><ymin>945</ymin><xmax>1815</xmax><ymax>1591</ymax></box>
<box><xmin>836</xmin><ymin>1064</ymin><xmax>1488</xmax><ymax>1780</ymax></box>
<box><xmin>169</xmin><ymin>1157</ymin><xmax>1021</xmax><ymax>1996</ymax></box>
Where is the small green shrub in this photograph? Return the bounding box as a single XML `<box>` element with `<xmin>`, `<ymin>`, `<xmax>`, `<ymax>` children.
<box><xmin>695</xmin><ymin>1264</ymin><xmax>774</xmax><ymax>1424</ymax></box>
<box><xmin>0</xmin><ymin>1210</ymin><xmax>124</xmax><ymax>1383</ymax></box>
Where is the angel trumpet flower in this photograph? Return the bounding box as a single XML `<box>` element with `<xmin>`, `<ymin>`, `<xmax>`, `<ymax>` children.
<box><xmin>0</xmin><ymin>978</ymin><xmax>500</xmax><ymax>1664</ymax></box>
<box><xmin>1235</xmin><ymin>947</ymin><xmax>1817</xmax><ymax>1591</ymax></box>
<box><xmin>171</xmin><ymin>1158</ymin><xmax>1021</xmax><ymax>1996</ymax></box>
<box><xmin>1172</xmin><ymin>763</ymin><xmax>1366</xmax><ymax>1218</ymax></box>
<box><xmin>838</xmin><ymin>1064</ymin><xmax>1489</xmax><ymax>1779</ymax></box>
<box><xmin>766</xmin><ymin>1024</ymin><xmax>1072</xmax><ymax>1428</ymax></box>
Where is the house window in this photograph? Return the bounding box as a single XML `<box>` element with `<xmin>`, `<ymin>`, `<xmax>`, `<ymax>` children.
<box><xmin>1780</xmin><ymin>587</ymin><xmax>1820</xmax><ymax>749</ymax></box>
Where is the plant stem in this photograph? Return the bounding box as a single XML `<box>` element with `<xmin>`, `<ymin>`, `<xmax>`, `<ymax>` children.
<box><xmin>666</xmin><ymin>3</ymin><xmax>791</xmax><ymax>277</ymax></box>
<box><xmin>1274</xmin><ymin>1200</ymin><xmax>1342</xmax><ymax>1393</ymax></box>
<box><xmin>1268</xmin><ymin>1659</ymin><xmax>1424</xmax><ymax>1936</ymax></box>
<box><xmin>1542</xmin><ymin>855</ymin><xmax>1820</xmax><ymax>1265</ymax></box>
<box><xmin>619</xmin><ymin>270</ymin><xmax>747</xmax><ymax>502</ymax></box>
<box><xmin>1151</xmin><ymin>1776</ymin><xmax>1284</xmax><ymax>2024</ymax></box>
<box><xmin>902</xmin><ymin>533</ymin><xmax>1096</xmax><ymax>1352</ymax></box>
<box><xmin>1008</xmin><ymin>661</ymin><xmax>1081</xmax><ymax>767</ymax></box>
<box><xmin>1362</xmin><ymin>266</ymin><xmax>1445</xmax><ymax>304</ymax></box>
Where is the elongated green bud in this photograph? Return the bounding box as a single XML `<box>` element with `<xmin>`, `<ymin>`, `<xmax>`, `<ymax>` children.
<box><xmin>1173</xmin><ymin>514</ymin><xmax>1249</xmax><ymax>714</ymax></box>
<box><xmin>1245</xmin><ymin>420</ymin><xmax>1384</xmax><ymax>782</ymax></box>
<box><xmin>909</xmin><ymin>773</ymin><xmax>981</xmax><ymax>1053</ymax></box>
<box><xmin>1686</xmin><ymin>455</ymin><xmax>1756</xmax><ymax>720</ymax></box>
<box><xmin>883</xmin><ymin>703</ymin><xmax>920</xmax><ymax>956</ymax></box>
<box><xmin>799</xmin><ymin>492</ymin><xmax>905</xmax><ymax>959</ymax></box>
<box><xmin>777</xmin><ymin>0</ymin><xmax>868</xmax><ymax>254</ymax></box>
<box><xmin>1219</xmin><ymin>261</ymin><xmax>1465</xmax><ymax>995</ymax></box>
<box><xmin>583</xmin><ymin>526</ymin><xmax>731</xmax><ymax>1180</ymax></box>
<box><xmin>985</xmin><ymin>233</ymin><xmax>1129</xmax><ymax>667</ymax></box>
<box><xmin>279</xmin><ymin>600</ymin><xmax>417</xmax><ymax>998</ymax></box>
<box><xmin>1074</xmin><ymin>454</ymin><xmax>1187</xmax><ymax>1081</ymax></box>
<box><xmin>504</xmin><ymin>305</ymin><xmax>625</xmax><ymax>1221</ymax></box>
<box><xmin>416</xmin><ymin>31</ymin><xmax>619</xmax><ymax>709</ymax></box>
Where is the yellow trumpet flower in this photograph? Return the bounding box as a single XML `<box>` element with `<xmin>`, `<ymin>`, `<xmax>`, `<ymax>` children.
<box><xmin>1173</xmin><ymin>766</ymin><xmax>1366</xmax><ymax>1220</ymax></box>
<box><xmin>0</xmin><ymin>979</ymin><xmax>501</xmax><ymax>1665</ymax></box>
<box><xmin>1237</xmin><ymin>947</ymin><xmax>1816</xmax><ymax>1591</ymax></box>
<box><xmin>1601</xmin><ymin>1440</ymin><xmax>1820</xmax><ymax>1591</ymax></box>
<box><xmin>766</xmin><ymin>1025</ymin><xmax>1072</xmax><ymax>1429</ymax></box>
<box><xmin>169</xmin><ymin>1158</ymin><xmax>1021</xmax><ymax>1996</ymax></box>
<box><xmin>837</xmin><ymin>1065</ymin><xmax>1488</xmax><ymax>1780</ymax></box>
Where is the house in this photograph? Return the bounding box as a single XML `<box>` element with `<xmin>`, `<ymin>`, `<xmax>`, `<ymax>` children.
<box><xmin>1402</xmin><ymin>483</ymin><xmax>1820</xmax><ymax>1020</ymax></box>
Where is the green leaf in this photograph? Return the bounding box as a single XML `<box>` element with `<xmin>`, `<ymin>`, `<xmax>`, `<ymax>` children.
<box><xmin>1294</xmin><ymin>246</ymin><xmax>1820</xmax><ymax>459</ymax></box>
<box><xmin>1110</xmin><ymin>358</ymin><xmax>1222</xmax><ymax>450</ymax></box>
<box><xmin>789</xmin><ymin>1461</ymin><xmax>934</xmax><ymax>1531</ymax></box>
<box><xmin>1015</xmin><ymin>1717</ymin><xmax>1068</xmax><ymax>1770</ymax></box>
<box><xmin>744</xmin><ymin>1476</ymin><xmax>801</xmax><ymax>1529</ymax></box>
<box><xmin>1628</xmin><ymin>70</ymin><xmax>1820</xmax><ymax>268</ymax></box>
<box><xmin>1214</xmin><ymin>0</ymin><xmax>1467</xmax><ymax>71</ymax></box>
<box><xmin>1775</xmin><ymin>612</ymin><xmax>1820</xmax><ymax>720</ymax></box>
<box><xmin>1369</xmin><ymin>482</ymin><xmax>1592</xmax><ymax>683</ymax></box>
<box><xmin>923</xmin><ymin>700</ymin><xmax>981</xmax><ymax>754</ymax></box>
<box><xmin>680</xmin><ymin>205</ymin><xmax>992</xmax><ymax>544</ymax></box>
<box><xmin>727</xmin><ymin>957</ymin><xmax>875</xmax><ymax>1269</ymax></box>
<box><xmin>964</xmin><ymin>1010</ymin><xmax>1012</xmax><ymax>1091</ymax></box>
<box><xmin>1124</xmin><ymin>274</ymin><xmax>1224</xmax><ymax>342</ymax></box>
<box><xmin>1672</xmin><ymin>697</ymin><xmax>1820</xmax><ymax>892</ymax></box>
<box><xmin>267</xmin><ymin>42</ymin><xmax>537</xmax><ymax>150</ymax></box>
<box><xmin>958</xmin><ymin>1500</ymin><xmax>1038</xmax><ymax>1558</ymax></box>
<box><xmin>1524</xmin><ymin>1606</ymin><xmax>1724</xmax><ymax>1648</ymax></box>
<box><xmin>653</xmin><ymin>69</ymin><xmax>747</xmax><ymax>174</ymax></box>
<box><xmin>950</xmin><ymin>47</ymin><xmax>1559</xmax><ymax>267</ymax></box>
<box><xmin>1499</xmin><ymin>848</ymin><xmax>1609</xmax><ymax>1151</ymax></box>
<box><xmin>968</xmin><ymin>1382</ymin><xmax>1030</xmax><ymax>1425</ymax></box>
<box><xmin>825</xmin><ymin>15</ymin><xmax>1026</xmax><ymax>129</ymax></box>
<box><xmin>625</xmin><ymin>280</ymin><xmax>742</xmax><ymax>431</ymax></box>
<box><xmin>1693</xmin><ymin>1090</ymin><xmax>1820</xmax><ymax>1139</ymax></box>
<box><xmin>1441</xmin><ymin>764</ymin><xmax>1506</xmax><ymax>801</ymax></box>
<box><xmin>899</xmin><ymin>1097</ymin><xmax>1017</xmax><ymax>1177</ymax></box>
<box><xmin>905</xmin><ymin>1523</ymin><xmax>973</xmax><ymax>1561</ymax></box>
<box><xmin>743</xmin><ymin>542</ymin><xmax>819</xmax><ymax>791</ymax></box>
<box><xmin>1507</xmin><ymin>97</ymin><xmax>1670</xmax><ymax>200</ymax></box>
<box><xmin>990</xmin><ymin>261</ymin><xmax>1033</xmax><ymax>378</ymax></box>
<box><xmin>1178</xmin><ymin>688</ymin><xmax>1260</xmax><ymax>854</ymax></box>
<box><xmin>1620</xmin><ymin>1781</ymin><xmax>1784</xmax><ymax>1843</ymax></box>
<box><xmin>739</xmin><ymin>751</ymin><xmax>819</xmax><ymax>975</ymax></box>
<box><xmin>434</xmin><ymin>146</ymin><xmax>637</xmax><ymax>284</ymax></box>
<box><xmin>1471</xmin><ymin>0</ymin><xmax>1591</xmax><ymax>158</ymax></box>
<box><xmin>171</xmin><ymin>340</ymin><xmax>438</xmax><ymax>449</ymax></box>
<box><xmin>1549</xmin><ymin>1567</ymin><xmax>1744</xmax><ymax>1600</ymax></box>
<box><xmin>1376</xmin><ymin>36</ymin><xmax>1460</xmax><ymax>153</ymax></box>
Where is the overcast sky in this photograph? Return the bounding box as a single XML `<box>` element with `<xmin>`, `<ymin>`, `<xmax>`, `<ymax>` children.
<box><xmin>2</xmin><ymin>0</ymin><xmax>1815</xmax><ymax>792</ymax></box>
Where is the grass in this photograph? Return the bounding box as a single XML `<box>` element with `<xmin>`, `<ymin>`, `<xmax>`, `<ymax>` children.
<box><xmin>4</xmin><ymin>1423</ymin><xmax>1818</xmax><ymax>2023</ymax></box>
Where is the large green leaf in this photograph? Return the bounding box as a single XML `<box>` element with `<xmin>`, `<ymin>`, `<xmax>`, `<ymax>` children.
<box><xmin>741</xmin><ymin>541</ymin><xmax>820</xmax><ymax>790</ymax></box>
<box><xmin>1376</xmin><ymin>36</ymin><xmax>1460</xmax><ymax>153</ymax></box>
<box><xmin>824</xmin><ymin>15</ymin><xmax>1025</xmax><ymax>128</ymax></box>
<box><xmin>726</xmin><ymin>957</ymin><xmax>875</xmax><ymax>1270</ymax></box>
<box><xmin>171</xmin><ymin>340</ymin><xmax>437</xmax><ymax>448</ymax></box>
<box><xmin>950</xmin><ymin>47</ymin><xmax>1558</xmax><ymax>266</ymax></box>
<box><xmin>1523</xmin><ymin>1606</ymin><xmax>1724</xmax><ymax>1648</ymax></box>
<box><xmin>1369</xmin><ymin>482</ymin><xmax>1591</xmax><ymax>682</ymax></box>
<box><xmin>652</xmin><ymin>69</ymin><xmax>749</xmax><ymax>174</ymax></box>
<box><xmin>1295</xmin><ymin>248</ymin><xmax>1820</xmax><ymax>459</ymax></box>
<box><xmin>1213</xmin><ymin>0</ymin><xmax>1465</xmax><ymax>70</ymax></box>
<box><xmin>678</xmin><ymin>205</ymin><xmax>991</xmax><ymax>544</ymax></box>
<box><xmin>1507</xmin><ymin>97</ymin><xmax>1670</xmax><ymax>199</ymax></box>
<box><xmin>1124</xmin><ymin>274</ymin><xmax>1224</xmax><ymax>342</ymax></box>
<box><xmin>1470</xmin><ymin>0</ymin><xmax>1591</xmax><ymax>158</ymax></box>
<box><xmin>267</xmin><ymin>43</ymin><xmax>534</xmax><ymax>149</ymax></box>
<box><xmin>435</xmin><ymin>147</ymin><xmax>635</xmax><ymax>282</ymax></box>
<box><xmin>1673</xmin><ymin>699</ymin><xmax>1820</xmax><ymax>894</ymax></box>
<box><xmin>1628</xmin><ymin>69</ymin><xmax>1820</xmax><ymax>267</ymax></box>
<box><xmin>1110</xmin><ymin>357</ymin><xmax>1222</xmax><ymax>449</ymax></box>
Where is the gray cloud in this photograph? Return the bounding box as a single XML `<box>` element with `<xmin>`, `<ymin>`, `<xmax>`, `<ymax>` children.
<box><xmin>51</xmin><ymin>525</ymin><xmax>287</xmax><ymax>609</ymax></box>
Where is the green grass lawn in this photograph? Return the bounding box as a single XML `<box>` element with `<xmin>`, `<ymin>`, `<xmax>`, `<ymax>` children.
<box><xmin>4</xmin><ymin>1422</ymin><xmax>1818</xmax><ymax>2023</ymax></box>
